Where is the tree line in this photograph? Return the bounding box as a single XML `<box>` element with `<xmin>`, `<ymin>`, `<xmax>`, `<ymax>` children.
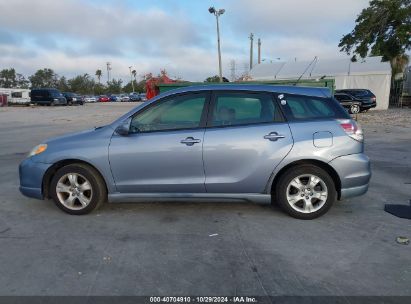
<box><xmin>0</xmin><ymin>68</ymin><xmax>146</xmax><ymax>95</ymax></box>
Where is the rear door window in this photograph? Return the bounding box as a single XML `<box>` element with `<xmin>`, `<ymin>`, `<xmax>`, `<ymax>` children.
<box><xmin>209</xmin><ymin>92</ymin><xmax>283</xmax><ymax>127</ymax></box>
<box><xmin>334</xmin><ymin>94</ymin><xmax>351</xmax><ymax>101</ymax></box>
<box><xmin>281</xmin><ymin>94</ymin><xmax>350</xmax><ymax>121</ymax></box>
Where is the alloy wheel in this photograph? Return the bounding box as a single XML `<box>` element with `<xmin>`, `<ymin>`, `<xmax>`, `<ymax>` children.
<box><xmin>286</xmin><ymin>174</ymin><xmax>328</xmax><ymax>214</ymax></box>
<box><xmin>56</xmin><ymin>173</ymin><xmax>93</xmax><ymax>210</ymax></box>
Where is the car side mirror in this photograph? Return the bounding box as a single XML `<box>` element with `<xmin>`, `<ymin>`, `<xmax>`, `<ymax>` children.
<box><xmin>115</xmin><ymin>118</ymin><xmax>131</xmax><ymax>136</ymax></box>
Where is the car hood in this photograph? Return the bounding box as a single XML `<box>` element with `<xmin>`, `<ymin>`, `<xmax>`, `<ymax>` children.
<box><xmin>44</xmin><ymin>125</ymin><xmax>113</xmax><ymax>145</ymax></box>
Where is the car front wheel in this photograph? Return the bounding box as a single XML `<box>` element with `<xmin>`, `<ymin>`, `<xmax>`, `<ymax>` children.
<box><xmin>50</xmin><ymin>164</ymin><xmax>107</xmax><ymax>215</ymax></box>
<box><xmin>275</xmin><ymin>165</ymin><xmax>336</xmax><ymax>219</ymax></box>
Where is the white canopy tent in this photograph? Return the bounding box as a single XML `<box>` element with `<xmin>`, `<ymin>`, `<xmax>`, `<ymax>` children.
<box><xmin>250</xmin><ymin>56</ymin><xmax>391</xmax><ymax>110</ymax></box>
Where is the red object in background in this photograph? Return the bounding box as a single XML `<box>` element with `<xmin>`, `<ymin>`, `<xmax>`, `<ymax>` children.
<box><xmin>145</xmin><ymin>71</ymin><xmax>176</xmax><ymax>100</ymax></box>
<box><xmin>0</xmin><ymin>94</ymin><xmax>8</xmax><ymax>107</ymax></box>
<box><xmin>98</xmin><ymin>96</ymin><xmax>110</xmax><ymax>102</ymax></box>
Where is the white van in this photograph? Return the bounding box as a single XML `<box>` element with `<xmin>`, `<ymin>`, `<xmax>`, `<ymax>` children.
<box><xmin>10</xmin><ymin>89</ymin><xmax>31</xmax><ymax>105</ymax></box>
<box><xmin>0</xmin><ymin>88</ymin><xmax>31</xmax><ymax>105</ymax></box>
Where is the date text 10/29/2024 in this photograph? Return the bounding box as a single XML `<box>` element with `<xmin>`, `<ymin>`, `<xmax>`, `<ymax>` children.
<box><xmin>150</xmin><ymin>297</ymin><xmax>258</xmax><ymax>303</ymax></box>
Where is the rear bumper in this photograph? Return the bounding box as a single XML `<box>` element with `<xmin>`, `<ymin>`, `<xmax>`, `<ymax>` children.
<box><xmin>340</xmin><ymin>184</ymin><xmax>369</xmax><ymax>199</ymax></box>
<box><xmin>19</xmin><ymin>158</ymin><xmax>52</xmax><ymax>200</ymax></box>
<box><xmin>329</xmin><ymin>153</ymin><xmax>371</xmax><ymax>200</ymax></box>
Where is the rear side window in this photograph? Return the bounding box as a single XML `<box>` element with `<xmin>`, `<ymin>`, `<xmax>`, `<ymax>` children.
<box><xmin>334</xmin><ymin>94</ymin><xmax>351</xmax><ymax>101</ymax></box>
<box><xmin>210</xmin><ymin>92</ymin><xmax>282</xmax><ymax>127</ymax></box>
<box><xmin>281</xmin><ymin>94</ymin><xmax>349</xmax><ymax>121</ymax></box>
<box><xmin>348</xmin><ymin>90</ymin><xmax>371</xmax><ymax>97</ymax></box>
<box><xmin>32</xmin><ymin>90</ymin><xmax>47</xmax><ymax>97</ymax></box>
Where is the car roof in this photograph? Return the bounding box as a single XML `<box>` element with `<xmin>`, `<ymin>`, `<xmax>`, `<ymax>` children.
<box><xmin>162</xmin><ymin>84</ymin><xmax>331</xmax><ymax>98</ymax></box>
<box><xmin>31</xmin><ymin>88</ymin><xmax>59</xmax><ymax>91</ymax></box>
<box><xmin>336</xmin><ymin>89</ymin><xmax>371</xmax><ymax>93</ymax></box>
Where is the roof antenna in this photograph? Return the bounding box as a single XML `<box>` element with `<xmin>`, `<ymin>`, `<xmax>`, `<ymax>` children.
<box><xmin>293</xmin><ymin>56</ymin><xmax>318</xmax><ymax>86</ymax></box>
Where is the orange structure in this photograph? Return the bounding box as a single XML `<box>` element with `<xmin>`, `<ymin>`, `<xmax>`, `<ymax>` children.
<box><xmin>145</xmin><ymin>70</ymin><xmax>176</xmax><ymax>100</ymax></box>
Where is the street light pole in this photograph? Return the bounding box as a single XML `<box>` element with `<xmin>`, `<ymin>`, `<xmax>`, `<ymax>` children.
<box><xmin>209</xmin><ymin>7</ymin><xmax>225</xmax><ymax>83</ymax></box>
<box><xmin>129</xmin><ymin>66</ymin><xmax>135</xmax><ymax>92</ymax></box>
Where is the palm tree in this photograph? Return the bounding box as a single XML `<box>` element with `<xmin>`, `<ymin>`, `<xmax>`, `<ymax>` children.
<box><xmin>131</xmin><ymin>69</ymin><xmax>137</xmax><ymax>81</ymax></box>
<box><xmin>95</xmin><ymin>69</ymin><xmax>102</xmax><ymax>84</ymax></box>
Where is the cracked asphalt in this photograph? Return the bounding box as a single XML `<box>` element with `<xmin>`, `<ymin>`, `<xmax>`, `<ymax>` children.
<box><xmin>0</xmin><ymin>104</ymin><xmax>410</xmax><ymax>296</ymax></box>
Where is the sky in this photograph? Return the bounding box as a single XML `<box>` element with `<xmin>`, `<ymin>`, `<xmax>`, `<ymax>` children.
<box><xmin>0</xmin><ymin>0</ymin><xmax>371</xmax><ymax>82</ymax></box>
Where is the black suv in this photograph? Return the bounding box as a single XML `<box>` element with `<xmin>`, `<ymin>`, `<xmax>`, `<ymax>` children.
<box><xmin>63</xmin><ymin>92</ymin><xmax>84</xmax><ymax>105</ymax></box>
<box><xmin>30</xmin><ymin>88</ymin><xmax>67</xmax><ymax>106</ymax></box>
<box><xmin>334</xmin><ymin>89</ymin><xmax>376</xmax><ymax>113</ymax></box>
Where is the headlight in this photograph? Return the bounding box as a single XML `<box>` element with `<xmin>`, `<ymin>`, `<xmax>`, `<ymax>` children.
<box><xmin>54</xmin><ymin>98</ymin><xmax>59</xmax><ymax>101</ymax></box>
<box><xmin>28</xmin><ymin>144</ymin><xmax>47</xmax><ymax>157</ymax></box>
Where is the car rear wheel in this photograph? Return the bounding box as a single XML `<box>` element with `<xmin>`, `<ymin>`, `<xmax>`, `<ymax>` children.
<box><xmin>50</xmin><ymin>164</ymin><xmax>107</xmax><ymax>215</ymax></box>
<box><xmin>274</xmin><ymin>165</ymin><xmax>336</xmax><ymax>219</ymax></box>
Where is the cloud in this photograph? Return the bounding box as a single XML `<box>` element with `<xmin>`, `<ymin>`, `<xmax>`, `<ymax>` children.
<box><xmin>0</xmin><ymin>30</ymin><xmax>17</xmax><ymax>45</ymax></box>
<box><xmin>225</xmin><ymin>0</ymin><xmax>369</xmax><ymax>38</ymax></box>
<box><xmin>0</xmin><ymin>0</ymin><xmax>208</xmax><ymax>55</ymax></box>
<box><xmin>0</xmin><ymin>0</ymin><xmax>370</xmax><ymax>82</ymax></box>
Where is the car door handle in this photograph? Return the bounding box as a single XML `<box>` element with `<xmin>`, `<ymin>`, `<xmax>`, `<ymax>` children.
<box><xmin>180</xmin><ymin>137</ymin><xmax>201</xmax><ymax>146</ymax></box>
<box><xmin>264</xmin><ymin>132</ymin><xmax>285</xmax><ymax>141</ymax></box>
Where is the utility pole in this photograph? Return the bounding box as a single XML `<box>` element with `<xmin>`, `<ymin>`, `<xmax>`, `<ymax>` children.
<box><xmin>249</xmin><ymin>33</ymin><xmax>254</xmax><ymax>70</ymax></box>
<box><xmin>257</xmin><ymin>38</ymin><xmax>261</xmax><ymax>64</ymax></box>
<box><xmin>106</xmin><ymin>62</ymin><xmax>111</xmax><ymax>83</ymax></box>
<box><xmin>129</xmin><ymin>66</ymin><xmax>135</xmax><ymax>92</ymax></box>
<box><xmin>209</xmin><ymin>7</ymin><xmax>225</xmax><ymax>83</ymax></box>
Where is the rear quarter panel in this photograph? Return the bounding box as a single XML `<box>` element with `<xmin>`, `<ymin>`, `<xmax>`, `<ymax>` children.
<box><xmin>265</xmin><ymin>119</ymin><xmax>363</xmax><ymax>192</ymax></box>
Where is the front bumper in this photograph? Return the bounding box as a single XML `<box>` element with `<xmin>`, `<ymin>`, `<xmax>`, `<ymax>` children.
<box><xmin>19</xmin><ymin>158</ymin><xmax>52</xmax><ymax>200</ymax></box>
<box><xmin>329</xmin><ymin>153</ymin><xmax>371</xmax><ymax>200</ymax></box>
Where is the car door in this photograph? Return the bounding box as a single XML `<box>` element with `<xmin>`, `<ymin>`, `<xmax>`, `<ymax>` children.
<box><xmin>109</xmin><ymin>91</ymin><xmax>210</xmax><ymax>193</ymax></box>
<box><xmin>203</xmin><ymin>91</ymin><xmax>293</xmax><ymax>193</ymax></box>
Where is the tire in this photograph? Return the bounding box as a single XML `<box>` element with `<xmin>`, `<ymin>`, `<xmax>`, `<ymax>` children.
<box><xmin>68</xmin><ymin>101</ymin><xmax>73</xmax><ymax>106</ymax></box>
<box><xmin>50</xmin><ymin>163</ymin><xmax>107</xmax><ymax>215</ymax></box>
<box><xmin>274</xmin><ymin>165</ymin><xmax>337</xmax><ymax>220</ymax></box>
<box><xmin>350</xmin><ymin>104</ymin><xmax>360</xmax><ymax>114</ymax></box>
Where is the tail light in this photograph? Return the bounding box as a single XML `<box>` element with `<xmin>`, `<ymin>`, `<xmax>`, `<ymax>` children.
<box><xmin>371</xmin><ymin>97</ymin><xmax>376</xmax><ymax>102</ymax></box>
<box><xmin>337</xmin><ymin>119</ymin><xmax>364</xmax><ymax>142</ymax></box>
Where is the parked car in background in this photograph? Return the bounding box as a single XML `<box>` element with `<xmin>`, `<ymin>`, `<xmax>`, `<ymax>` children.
<box><xmin>129</xmin><ymin>93</ymin><xmax>141</xmax><ymax>102</ymax></box>
<box><xmin>63</xmin><ymin>92</ymin><xmax>84</xmax><ymax>106</ymax></box>
<box><xmin>120</xmin><ymin>94</ymin><xmax>130</xmax><ymax>102</ymax></box>
<box><xmin>98</xmin><ymin>95</ymin><xmax>110</xmax><ymax>102</ymax></box>
<box><xmin>139</xmin><ymin>93</ymin><xmax>147</xmax><ymax>101</ymax></box>
<box><xmin>84</xmin><ymin>96</ymin><xmax>96</xmax><ymax>103</ymax></box>
<box><xmin>30</xmin><ymin>88</ymin><xmax>67</xmax><ymax>106</ymax></box>
<box><xmin>334</xmin><ymin>89</ymin><xmax>376</xmax><ymax>112</ymax></box>
<box><xmin>19</xmin><ymin>84</ymin><xmax>370</xmax><ymax>219</ymax></box>
<box><xmin>84</xmin><ymin>96</ymin><xmax>95</xmax><ymax>103</ymax></box>
<box><xmin>334</xmin><ymin>93</ymin><xmax>361</xmax><ymax>114</ymax></box>
<box><xmin>109</xmin><ymin>94</ymin><xmax>120</xmax><ymax>102</ymax></box>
